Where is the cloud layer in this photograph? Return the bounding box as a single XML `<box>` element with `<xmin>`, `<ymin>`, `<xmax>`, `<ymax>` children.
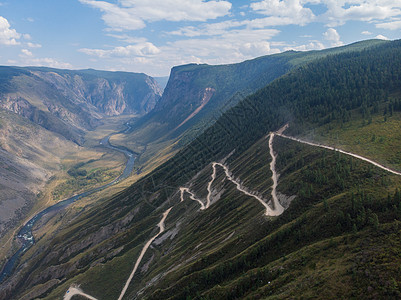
<box><xmin>2</xmin><ymin>1</ymin><xmax>401</xmax><ymax>75</ymax></box>
<box><xmin>19</xmin><ymin>48</ymin><xmax>73</xmax><ymax>69</ymax></box>
<box><xmin>0</xmin><ymin>16</ymin><xmax>21</xmax><ymax>45</ymax></box>
<box><xmin>79</xmin><ymin>0</ymin><xmax>232</xmax><ymax>31</ymax></box>
<box><xmin>251</xmin><ymin>0</ymin><xmax>315</xmax><ymax>26</ymax></box>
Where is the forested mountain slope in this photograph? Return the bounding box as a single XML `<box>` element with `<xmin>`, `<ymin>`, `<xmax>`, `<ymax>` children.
<box><xmin>115</xmin><ymin>39</ymin><xmax>385</xmax><ymax>176</ymax></box>
<box><xmin>137</xmin><ymin>39</ymin><xmax>386</xmax><ymax>140</ymax></box>
<box><xmin>1</xmin><ymin>39</ymin><xmax>401</xmax><ymax>299</ymax></box>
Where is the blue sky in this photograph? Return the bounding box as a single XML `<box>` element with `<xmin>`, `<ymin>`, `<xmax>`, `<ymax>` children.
<box><xmin>0</xmin><ymin>0</ymin><xmax>400</xmax><ymax>76</ymax></box>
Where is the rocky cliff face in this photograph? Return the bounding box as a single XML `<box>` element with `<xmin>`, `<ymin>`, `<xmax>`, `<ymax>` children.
<box><xmin>32</xmin><ymin>69</ymin><xmax>162</xmax><ymax>116</ymax></box>
<box><xmin>153</xmin><ymin>65</ymin><xmax>216</xmax><ymax>128</ymax></box>
<box><xmin>0</xmin><ymin>67</ymin><xmax>162</xmax><ymax>144</ymax></box>
<box><xmin>0</xmin><ymin>94</ymin><xmax>84</xmax><ymax>144</ymax></box>
<box><xmin>136</xmin><ymin>56</ymin><xmax>293</xmax><ymax>139</ymax></box>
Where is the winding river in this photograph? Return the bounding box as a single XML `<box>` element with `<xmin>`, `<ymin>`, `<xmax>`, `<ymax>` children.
<box><xmin>0</xmin><ymin>123</ymin><xmax>136</xmax><ymax>283</ymax></box>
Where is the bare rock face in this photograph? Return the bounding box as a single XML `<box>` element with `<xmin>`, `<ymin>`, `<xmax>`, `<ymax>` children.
<box><xmin>0</xmin><ymin>96</ymin><xmax>34</xmax><ymax>118</ymax></box>
<box><xmin>150</xmin><ymin>65</ymin><xmax>218</xmax><ymax>132</ymax></box>
<box><xmin>32</xmin><ymin>69</ymin><xmax>162</xmax><ymax>117</ymax></box>
<box><xmin>0</xmin><ymin>66</ymin><xmax>163</xmax><ymax>147</ymax></box>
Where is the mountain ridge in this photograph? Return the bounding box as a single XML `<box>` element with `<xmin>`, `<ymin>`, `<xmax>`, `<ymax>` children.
<box><xmin>0</xmin><ymin>66</ymin><xmax>162</xmax><ymax>143</ymax></box>
<box><xmin>117</xmin><ymin>39</ymin><xmax>386</xmax><ymax>175</ymax></box>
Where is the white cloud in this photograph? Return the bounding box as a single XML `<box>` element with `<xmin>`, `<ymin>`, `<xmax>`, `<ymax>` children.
<box><xmin>18</xmin><ymin>48</ymin><xmax>73</xmax><ymax>69</ymax></box>
<box><xmin>105</xmin><ymin>34</ymin><xmax>148</xmax><ymax>44</ymax></box>
<box><xmin>376</xmin><ymin>20</ymin><xmax>401</xmax><ymax>30</ymax></box>
<box><xmin>321</xmin><ymin>0</ymin><xmax>401</xmax><ymax>27</ymax></box>
<box><xmin>169</xmin><ymin>17</ymin><xmax>285</xmax><ymax>37</ymax></box>
<box><xmin>27</xmin><ymin>42</ymin><xmax>42</xmax><ymax>48</ymax></box>
<box><xmin>80</xmin><ymin>28</ymin><xmax>281</xmax><ymax>75</ymax></box>
<box><xmin>0</xmin><ymin>16</ymin><xmax>21</xmax><ymax>45</ymax></box>
<box><xmin>361</xmin><ymin>30</ymin><xmax>372</xmax><ymax>35</ymax></box>
<box><xmin>79</xmin><ymin>0</ymin><xmax>145</xmax><ymax>31</ymax></box>
<box><xmin>375</xmin><ymin>34</ymin><xmax>389</xmax><ymax>40</ymax></box>
<box><xmin>284</xmin><ymin>40</ymin><xmax>325</xmax><ymax>51</ymax></box>
<box><xmin>80</xmin><ymin>41</ymin><xmax>160</xmax><ymax>58</ymax></box>
<box><xmin>20</xmin><ymin>49</ymin><xmax>33</xmax><ymax>57</ymax></box>
<box><xmin>21</xmin><ymin>57</ymin><xmax>73</xmax><ymax>69</ymax></box>
<box><xmin>79</xmin><ymin>0</ymin><xmax>232</xmax><ymax>31</ymax></box>
<box><xmin>162</xmin><ymin>29</ymin><xmax>282</xmax><ymax>68</ymax></box>
<box><xmin>251</xmin><ymin>0</ymin><xmax>316</xmax><ymax>26</ymax></box>
<box><xmin>323</xmin><ymin>28</ymin><xmax>343</xmax><ymax>46</ymax></box>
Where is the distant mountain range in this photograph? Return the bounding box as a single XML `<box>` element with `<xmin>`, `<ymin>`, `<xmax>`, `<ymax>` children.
<box><xmin>0</xmin><ymin>67</ymin><xmax>162</xmax><ymax>144</ymax></box>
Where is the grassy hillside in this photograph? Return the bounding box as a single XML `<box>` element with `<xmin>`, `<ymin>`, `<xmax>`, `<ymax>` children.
<box><xmin>27</xmin><ymin>130</ymin><xmax>401</xmax><ymax>300</ymax></box>
<box><xmin>143</xmin><ymin>137</ymin><xmax>401</xmax><ymax>300</ymax></box>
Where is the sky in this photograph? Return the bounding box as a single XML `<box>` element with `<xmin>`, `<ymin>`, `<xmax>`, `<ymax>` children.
<box><xmin>0</xmin><ymin>0</ymin><xmax>400</xmax><ymax>77</ymax></box>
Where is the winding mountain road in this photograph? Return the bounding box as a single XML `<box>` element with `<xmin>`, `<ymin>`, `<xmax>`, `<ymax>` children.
<box><xmin>117</xmin><ymin>207</ymin><xmax>172</xmax><ymax>300</ymax></box>
<box><xmin>63</xmin><ymin>208</ymin><xmax>172</xmax><ymax>300</ymax></box>
<box><xmin>180</xmin><ymin>187</ymin><xmax>205</xmax><ymax>210</ymax></box>
<box><xmin>62</xmin><ymin>123</ymin><xmax>401</xmax><ymax>299</ymax></box>
<box><xmin>269</xmin><ymin>133</ymin><xmax>285</xmax><ymax>215</ymax></box>
<box><xmin>180</xmin><ymin>135</ymin><xmax>285</xmax><ymax>216</ymax></box>
<box><xmin>63</xmin><ymin>132</ymin><xmax>284</xmax><ymax>299</ymax></box>
<box><xmin>276</xmin><ymin>132</ymin><xmax>401</xmax><ymax>176</ymax></box>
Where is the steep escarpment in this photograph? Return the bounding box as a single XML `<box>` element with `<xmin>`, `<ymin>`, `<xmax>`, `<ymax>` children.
<box><xmin>120</xmin><ymin>40</ymin><xmax>386</xmax><ymax>176</ymax></box>
<box><xmin>0</xmin><ymin>109</ymin><xmax>80</xmax><ymax>239</ymax></box>
<box><xmin>136</xmin><ymin>55</ymin><xmax>293</xmax><ymax>140</ymax></box>
<box><xmin>0</xmin><ymin>67</ymin><xmax>162</xmax><ymax>145</ymax></box>
<box><xmin>31</xmin><ymin>68</ymin><xmax>162</xmax><ymax>116</ymax></box>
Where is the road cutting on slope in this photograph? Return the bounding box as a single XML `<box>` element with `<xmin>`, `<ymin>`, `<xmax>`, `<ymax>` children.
<box><xmin>63</xmin><ymin>208</ymin><xmax>172</xmax><ymax>300</ymax></box>
<box><xmin>276</xmin><ymin>132</ymin><xmax>401</xmax><ymax>176</ymax></box>
<box><xmin>63</xmin><ymin>123</ymin><xmax>401</xmax><ymax>299</ymax></box>
<box><xmin>118</xmin><ymin>207</ymin><xmax>172</xmax><ymax>300</ymax></box>
<box><xmin>181</xmin><ymin>141</ymin><xmax>285</xmax><ymax>216</ymax></box>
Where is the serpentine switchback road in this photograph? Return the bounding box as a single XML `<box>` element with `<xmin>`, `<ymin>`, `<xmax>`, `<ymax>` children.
<box><xmin>0</xmin><ymin>123</ymin><xmax>136</xmax><ymax>284</ymax></box>
<box><xmin>63</xmin><ymin>131</ymin><xmax>284</xmax><ymax>299</ymax></box>
<box><xmin>61</xmin><ymin>125</ymin><xmax>401</xmax><ymax>299</ymax></box>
